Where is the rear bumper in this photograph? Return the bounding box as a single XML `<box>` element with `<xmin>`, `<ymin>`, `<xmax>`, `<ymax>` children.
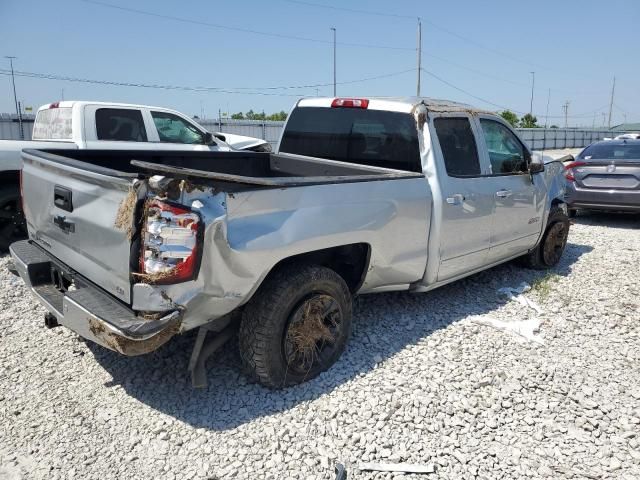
<box><xmin>565</xmin><ymin>184</ymin><xmax>640</xmax><ymax>212</ymax></box>
<box><xmin>9</xmin><ymin>240</ymin><xmax>181</xmax><ymax>356</ymax></box>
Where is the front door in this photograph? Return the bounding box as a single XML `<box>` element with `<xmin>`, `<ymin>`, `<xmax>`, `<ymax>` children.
<box><xmin>475</xmin><ymin>118</ymin><xmax>545</xmax><ymax>262</ymax></box>
<box><xmin>431</xmin><ymin>115</ymin><xmax>494</xmax><ymax>281</ymax></box>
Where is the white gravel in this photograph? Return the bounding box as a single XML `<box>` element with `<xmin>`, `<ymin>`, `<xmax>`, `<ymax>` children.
<box><xmin>1</xmin><ymin>212</ymin><xmax>639</xmax><ymax>480</ymax></box>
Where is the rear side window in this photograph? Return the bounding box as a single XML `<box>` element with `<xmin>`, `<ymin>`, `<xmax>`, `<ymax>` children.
<box><xmin>95</xmin><ymin>108</ymin><xmax>148</xmax><ymax>142</ymax></box>
<box><xmin>433</xmin><ymin>117</ymin><xmax>481</xmax><ymax>177</ymax></box>
<box><xmin>32</xmin><ymin>107</ymin><xmax>73</xmax><ymax>140</ymax></box>
<box><xmin>279</xmin><ymin>107</ymin><xmax>421</xmax><ymax>172</ymax></box>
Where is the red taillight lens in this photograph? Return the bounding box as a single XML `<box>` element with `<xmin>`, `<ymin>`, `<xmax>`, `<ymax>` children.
<box><xmin>139</xmin><ymin>200</ymin><xmax>201</xmax><ymax>284</ymax></box>
<box><xmin>564</xmin><ymin>161</ymin><xmax>586</xmax><ymax>182</ymax></box>
<box><xmin>331</xmin><ymin>98</ymin><xmax>369</xmax><ymax>109</ymax></box>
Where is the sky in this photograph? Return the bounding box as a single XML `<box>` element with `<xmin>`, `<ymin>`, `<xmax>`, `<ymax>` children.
<box><xmin>1</xmin><ymin>0</ymin><xmax>638</xmax><ymax>127</ymax></box>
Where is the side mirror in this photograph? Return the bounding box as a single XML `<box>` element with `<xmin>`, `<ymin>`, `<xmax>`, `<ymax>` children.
<box><xmin>529</xmin><ymin>161</ymin><xmax>544</xmax><ymax>174</ymax></box>
<box><xmin>203</xmin><ymin>132</ymin><xmax>215</xmax><ymax>145</ymax></box>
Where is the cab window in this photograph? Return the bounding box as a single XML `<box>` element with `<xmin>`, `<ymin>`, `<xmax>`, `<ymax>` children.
<box><xmin>95</xmin><ymin>108</ymin><xmax>147</xmax><ymax>142</ymax></box>
<box><xmin>151</xmin><ymin>111</ymin><xmax>204</xmax><ymax>144</ymax></box>
<box><xmin>479</xmin><ymin>120</ymin><xmax>528</xmax><ymax>175</ymax></box>
<box><xmin>433</xmin><ymin>117</ymin><xmax>481</xmax><ymax>177</ymax></box>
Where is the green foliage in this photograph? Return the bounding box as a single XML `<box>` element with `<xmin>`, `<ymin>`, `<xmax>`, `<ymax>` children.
<box><xmin>520</xmin><ymin>113</ymin><xmax>539</xmax><ymax>128</ymax></box>
<box><xmin>500</xmin><ymin>110</ymin><xmax>519</xmax><ymax>128</ymax></box>
<box><xmin>228</xmin><ymin>110</ymin><xmax>288</xmax><ymax>121</ymax></box>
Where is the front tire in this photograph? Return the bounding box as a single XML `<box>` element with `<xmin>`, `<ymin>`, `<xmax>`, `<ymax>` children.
<box><xmin>239</xmin><ymin>264</ymin><xmax>352</xmax><ymax>389</ymax></box>
<box><xmin>520</xmin><ymin>205</ymin><xmax>570</xmax><ymax>269</ymax></box>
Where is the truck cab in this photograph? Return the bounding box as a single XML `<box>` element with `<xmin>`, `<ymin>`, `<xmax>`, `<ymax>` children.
<box><xmin>278</xmin><ymin>97</ymin><xmax>561</xmax><ymax>286</ymax></box>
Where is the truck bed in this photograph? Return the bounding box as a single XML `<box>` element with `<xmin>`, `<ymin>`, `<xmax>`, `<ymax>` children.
<box><xmin>26</xmin><ymin>149</ymin><xmax>423</xmax><ymax>187</ymax></box>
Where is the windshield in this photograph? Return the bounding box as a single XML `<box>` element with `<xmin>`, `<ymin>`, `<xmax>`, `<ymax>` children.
<box><xmin>279</xmin><ymin>107</ymin><xmax>421</xmax><ymax>172</ymax></box>
<box><xmin>580</xmin><ymin>142</ymin><xmax>640</xmax><ymax>160</ymax></box>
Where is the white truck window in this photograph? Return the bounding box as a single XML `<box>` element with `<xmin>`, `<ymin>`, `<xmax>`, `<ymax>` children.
<box><xmin>433</xmin><ymin>118</ymin><xmax>481</xmax><ymax>177</ymax></box>
<box><xmin>32</xmin><ymin>107</ymin><xmax>73</xmax><ymax>140</ymax></box>
<box><xmin>96</xmin><ymin>108</ymin><xmax>148</xmax><ymax>142</ymax></box>
<box><xmin>151</xmin><ymin>111</ymin><xmax>204</xmax><ymax>144</ymax></box>
<box><xmin>479</xmin><ymin>120</ymin><xmax>527</xmax><ymax>174</ymax></box>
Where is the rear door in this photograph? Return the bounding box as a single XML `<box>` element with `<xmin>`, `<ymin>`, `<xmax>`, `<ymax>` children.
<box><xmin>475</xmin><ymin>117</ymin><xmax>544</xmax><ymax>262</ymax></box>
<box><xmin>430</xmin><ymin>114</ymin><xmax>494</xmax><ymax>281</ymax></box>
<box><xmin>83</xmin><ymin>105</ymin><xmax>157</xmax><ymax>150</ymax></box>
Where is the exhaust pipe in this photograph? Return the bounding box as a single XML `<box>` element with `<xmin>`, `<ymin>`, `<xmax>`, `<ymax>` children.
<box><xmin>44</xmin><ymin>313</ymin><xmax>59</xmax><ymax>329</ymax></box>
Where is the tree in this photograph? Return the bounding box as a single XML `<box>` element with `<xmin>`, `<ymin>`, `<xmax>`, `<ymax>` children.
<box><xmin>229</xmin><ymin>110</ymin><xmax>287</xmax><ymax>121</ymax></box>
<box><xmin>266</xmin><ymin>110</ymin><xmax>288</xmax><ymax>121</ymax></box>
<box><xmin>500</xmin><ymin>110</ymin><xmax>519</xmax><ymax>128</ymax></box>
<box><xmin>519</xmin><ymin>113</ymin><xmax>539</xmax><ymax>128</ymax></box>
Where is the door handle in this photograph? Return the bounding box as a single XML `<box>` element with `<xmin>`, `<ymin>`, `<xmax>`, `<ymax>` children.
<box><xmin>446</xmin><ymin>193</ymin><xmax>465</xmax><ymax>205</ymax></box>
<box><xmin>496</xmin><ymin>189</ymin><xmax>513</xmax><ymax>198</ymax></box>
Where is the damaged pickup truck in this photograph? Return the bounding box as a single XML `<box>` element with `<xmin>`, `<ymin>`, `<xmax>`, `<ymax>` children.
<box><xmin>10</xmin><ymin>97</ymin><xmax>570</xmax><ymax>389</ymax></box>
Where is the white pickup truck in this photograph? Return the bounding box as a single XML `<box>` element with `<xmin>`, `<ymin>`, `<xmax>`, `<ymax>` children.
<box><xmin>0</xmin><ymin>101</ymin><xmax>270</xmax><ymax>249</ymax></box>
<box><xmin>11</xmin><ymin>97</ymin><xmax>570</xmax><ymax>389</ymax></box>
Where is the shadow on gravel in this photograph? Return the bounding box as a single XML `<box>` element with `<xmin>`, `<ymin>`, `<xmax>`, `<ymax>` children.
<box><xmin>88</xmin><ymin>241</ymin><xmax>593</xmax><ymax>431</ymax></box>
<box><xmin>572</xmin><ymin>211</ymin><xmax>640</xmax><ymax>230</ymax></box>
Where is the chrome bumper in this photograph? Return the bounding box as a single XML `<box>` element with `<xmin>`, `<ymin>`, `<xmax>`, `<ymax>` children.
<box><xmin>9</xmin><ymin>240</ymin><xmax>181</xmax><ymax>356</ymax></box>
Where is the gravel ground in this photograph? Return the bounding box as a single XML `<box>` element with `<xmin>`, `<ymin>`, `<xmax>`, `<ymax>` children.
<box><xmin>1</xmin><ymin>212</ymin><xmax>639</xmax><ymax>480</ymax></box>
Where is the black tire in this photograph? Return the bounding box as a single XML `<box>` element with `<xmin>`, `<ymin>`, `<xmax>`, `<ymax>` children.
<box><xmin>239</xmin><ymin>264</ymin><xmax>352</xmax><ymax>389</ymax></box>
<box><xmin>0</xmin><ymin>185</ymin><xmax>27</xmax><ymax>251</ymax></box>
<box><xmin>520</xmin><ymin>205</ymin><xmax>570</xmax><ymax>269</ymax></box>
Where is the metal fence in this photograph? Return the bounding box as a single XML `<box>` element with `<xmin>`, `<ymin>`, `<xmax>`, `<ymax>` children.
<box><xmin>0</xmin><ymin>114</ymin><xmax>628</xmax><ymax>150</ymax></box>
<box><xmin>515</xmin><ymin>128</ymin><xmax>618</xmax><ymax>150</ymax></box>
<box><xmin>0</xmin><ymin>113</ymin><xmax>35</xmax><ymax>141</ymax></box>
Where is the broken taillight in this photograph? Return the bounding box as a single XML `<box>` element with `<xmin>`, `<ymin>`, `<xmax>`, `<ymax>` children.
<box><xmin>139</xmin><ymin>200</ymin><xmax>201</xmax><ymax>284</ymax></box>
<box><xmin>564</xmin><ymin>161</ymin><xmax>586</xmax><ymax>182</ymax></box>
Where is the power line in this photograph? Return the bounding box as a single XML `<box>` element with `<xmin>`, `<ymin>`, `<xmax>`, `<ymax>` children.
<box><xmin>280</xmin><ymin>0</ymin><xmax>545</xmax><ymax>70</ymax></box>
<box><xmin>80</xmin><ymin>0</ymin><xmax>414</xmax><ymax>51</ymax></box>
<box><xmin>420</xmin><ymin>68</ymin><xmax>609</xmax><ymax>119</ymax></box>
<box><xmin>0</xmin><ymin>67</ymin><xmax>416</xmax><ymax>96</ymax></box>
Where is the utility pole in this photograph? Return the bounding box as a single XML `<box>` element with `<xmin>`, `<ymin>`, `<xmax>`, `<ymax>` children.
<box><xmin>544</xmin><ymin>88</ymin><xmax>551</xmax><ymax>128</ymax></box>
<box><xmin>5</xmin><ymin>56</ymin><xmax>23</xmax><ymax>140</ymax></box>
<box><xmin>529</xmin><ymin>72</ymin><xmax>535</xmax><ymax>116</ymax></box>
<box><xmin>331</xmin><ymin>27</ymin><xmax>336</xmax><ymax>96</ymax></box>
<box><xmin>607</xmin><ymin>76</ymin><xmax>616</xmax><ymax>129</ymax></box>
<box><xmin>562</xmin><ymin>101</ymin><xmax>570</xmax><ymax>128</ymax></box>
<box><xmin>416</xmin><ymin>17</ymin><xmax>422</xmax><ymax>97</ymax></box>
<box><xmin>601</xmin><ymin>113</ymin><xmax>606</xmax><ymax>128</ymax></box>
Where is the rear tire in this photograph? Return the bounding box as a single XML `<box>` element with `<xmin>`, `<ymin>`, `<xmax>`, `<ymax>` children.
<box><xmin>520</xmin><ymin>205</ymin><xmax>570</xmax><ymax>269</ymax></box>
<box><xmin>0</xmin><ymin>185</ymin><xmax>27</xmax><ymax>251</ymax></box>
<box><xmin>238</xmin><ymin>264</ymin><xmax>352</xmax><ymax>389</ymax></box>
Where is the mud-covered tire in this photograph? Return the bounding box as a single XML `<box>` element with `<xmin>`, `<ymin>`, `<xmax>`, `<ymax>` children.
<box><xmin>238</xmin><ymin>264</ymin><xmax>352</xmax><ymax>389</ymax></box>
<box><xmin>520</xmin><ymin>205</ymin><xmax>570</xmax><ymax>269</ymax></box>
<box><xmin>0</xmin><ymin>185</ymin><xmax>27</xmax><ymax>251</ymax></box>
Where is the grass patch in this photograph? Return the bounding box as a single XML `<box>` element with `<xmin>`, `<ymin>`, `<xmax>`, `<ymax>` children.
<box><xmin>530</xmin><ymin>273</ymin><xmax>561</xmax><ymax>299</ymax></box>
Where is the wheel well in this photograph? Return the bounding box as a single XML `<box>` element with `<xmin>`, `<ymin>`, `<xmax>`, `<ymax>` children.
<box><xmin>0</xmin><ymin>171</ymin><xmax>20</xmax><ymax>187</ymax></box>
<box><xmin>266</xmin><ymin>243</ymin><xmax>371</xmax><ymax>293</ymax></box>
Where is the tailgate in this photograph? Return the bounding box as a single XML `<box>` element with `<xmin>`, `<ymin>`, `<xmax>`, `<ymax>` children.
<box><xmin>575</xmin><ymin>161</ymin><xmax>640</xmax><ymax>191</ymax></box>
<box><xmin>21</xmin><ymin>150</ymin><xmax>138</xmax><ymax>304</ymax></box>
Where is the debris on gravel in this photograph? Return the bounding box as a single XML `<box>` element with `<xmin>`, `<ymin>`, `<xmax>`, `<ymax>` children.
<box><xmin>1</xmin><ymin>212</ymin><xmax>639</xmax><ymax>479</ymax></box>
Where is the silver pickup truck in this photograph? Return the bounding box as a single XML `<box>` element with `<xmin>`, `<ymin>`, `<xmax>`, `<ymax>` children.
<box><xmin>10</xmin><ymin>97</ymin><xmax>570</xmax><ymax>389</ymax></box>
